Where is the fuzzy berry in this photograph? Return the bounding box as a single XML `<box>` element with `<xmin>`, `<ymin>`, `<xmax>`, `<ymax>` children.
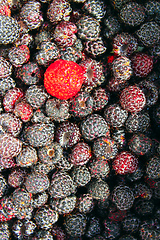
<box><xmin>112</xmin><ymin>56</ymin><xmax>132</xmax><ymax>82</ymax></box>
<box><xmin>24</xmin><ymin>173</ymin><xmax>50</xmax><ymax>194</ymax></box>
<box><xmin>44</xmin><ymin>59</ymin><xmax>85</xmax><ymax>100</ymax></box>
<box><xmin>112</xmin><ymin>185</ymin><xmax>135</xmax><ymax>211</ymax></box>
<box><xmin>69</xmin><ymin>142</ymin><xmax>92</xmax><ymax>166</ymax></box>
<box><xmin>0</xmin><ymin>133</ymin><xmax>22</xmax><ymax>159</ymax></box>
<box><xmin>16</xmin><ymin>62</ymin><xmax>41</xmax><ymax>85</ymax></box>
<box><xmin>47</xmin><ymin>0</ymin><xmax>72</xmax><ymax>24</ymax></box>
<box><xmin>69</xmin><ymin>91</ymin><xmax>93</xmax><ymax>118</ymax></box>
<box><xmin>8</xmin><ymin>168</ymin><xmax>26</xmax><ymax>188</ymax></box>
<box><xmin>0</xmin><ymin>157</ymin><xmax>15</xmax><ymax>170</ymax></box>
<box><xmin>53</xmin><ymin>21</ymin><xmax>77</xmax><ymax>47</ymax></box>
<box><xmin>55</xmin><ymin>121</ymin><xmax>81</xmax><ymax>148</ymax></box>
<box><xmin>120</xmin><ymin>86</ymin><xmax>146</xmax><ymax>113</ymax></box>
<box><xmin>0</xmin><ymin>57</ymin><xmax>12</xmax><ymax>78</ymax></box>
<box><xmin>13</xmin><ymin>100</ymin><xmax>33</xmax><ymax>122</ymax></box>
<box><xmin>20</xmin><ymin>1</ymin><xmax>43</xmax><ymax>30</ymax></box>
<box><xmin>3</xmin><ymin>88</ymin><xmax>24</xmax><ymax>113</ymax></box>
<box><xmin>8</xmin><ymin>45</ymin><xmax>30</xmax><ymax>68</ymax></box>
<box><xmin>0</xmin><ymin>3</ymin><xmax>11</xmax><ymax>16</ymax></box>
<box><xmin>131</xmin><ymin>53</ymin><xmax>153</xmax><ymax>78</ymax></box>
<box><xmin>0</xmin><ymin>113</ymin><xmax>22</xmax><ymax>137</ymax></box>
<box><xmin>112</xmin><ymin>151</ymin><xmax>139</xmax><ymax>175</ymax></box>
<box><xmin>113</xmin><ymin>32</ymin><xmax>138</xmax><ymax>57</ymax></box>
<box><xmin>80</xmin><ymin>58</ymin><xmax>103</xmax><ymax>91</ymax></box>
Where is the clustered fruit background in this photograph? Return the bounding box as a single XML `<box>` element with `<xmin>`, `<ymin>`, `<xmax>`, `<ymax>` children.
<box><xmin>0</xmin><ymin>0</ymin><xmax>160</xmax><ymax>239</ymax></box>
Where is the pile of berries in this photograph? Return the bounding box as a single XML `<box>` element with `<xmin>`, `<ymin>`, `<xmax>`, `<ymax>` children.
<box><xmin>0</xmin><ymin>0</ymin><xmax>159</xmax><ymax>239</ymax></box>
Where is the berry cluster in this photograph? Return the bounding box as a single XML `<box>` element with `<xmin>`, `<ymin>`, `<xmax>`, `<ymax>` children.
<box><xmin>0</xmin><ymin>0</ymin><xmax>159</xmax><ymax>239</ymax></box>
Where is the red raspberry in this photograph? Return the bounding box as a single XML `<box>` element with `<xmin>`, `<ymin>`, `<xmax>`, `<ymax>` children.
<box><xmin>69</xmin><ymin>142</ymin><xmax>92</xmax><ymax>166</ymax></box>
<box><xmin>112</xmin><ymin>151</ymin><xmax>139</xmax><ymax>175</ymax></box>
<box><xmin>3</xmin><ymin>87</ymin><xmax>24</xmax><ymax>112</ymax></box>
<box><xmin>44</xmin><ymin>59</ymin><xmax>85</xmax><ymax>100</ymax></box>
<box><xmin>131</xmin><ymin>53</ymin><xmax>153</xmax><ymax>77</ymax></box>
<box><xmin>120</xmin><ymin>85</ymin><xmax>146</xmax><ymax>113</ymax></box>
<box><xmin>14</xmin><ymin>100</ymin><xmax>33</xmax><ymax>122</ymax></box>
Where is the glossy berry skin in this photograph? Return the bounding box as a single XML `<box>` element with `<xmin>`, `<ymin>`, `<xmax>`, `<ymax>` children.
<box><xmin>120</xmin><ymin>86</ymin><xmax>146</xmax><ymax>113</ymax></box>
<box><xmin>77</xmin><ymin>16</ymin><xmax>100</xmax><ymax>41</ymax></box>
<box><xmin>8</xmin><ymin>168</ymin><xmax>26</xmax><ymax>188</ymax></box>
<box><xmin>89</xmin><ymin>159</ymin><xmax>110</xmax><ymax>179</ymax></box>
<box><xmin>25</xmin><ymin>85</ymin><xmax>48</xmax><ymax>110</ymax></box>
<box><xmin>103</xmin><ymin>220</ymin><xmax>120</xmax><ymax>239</ymax></box>
<box><xmin>112</xmin><ymin>151</ymin><xmax>138</xmax><ymax>175</ymax></box>
<box><xmin>92</xmin><ymin>88</ymin><xmax>109</xmax><ymax>111</ymax></box>
<box><xmin>125</xmin><ymin>112</ymin><xmax>150</xmax><ymax>133</ymax></box>
<box><xmin>104</xmin><ymin>104</ymin><xmax>128</xmax><ymax>128</ymax></box>
<box><xmin>131</xmin><ymin>53</ymin><xmax>153</xmax><ymax>78</ymax></box>
<box><xmin>46</xmin><ymin>98</ymin><xmax>70</xmax><ymax>122</ymax></box>
<box><xmin>50</xmin><ymin>171</ymin><xmax>76</xmax><ymax>199</ymax></box>
<box><xmin>16</xmin><ymin>62</ymin><xmax>41</xmax><ymax>85</ymax></box>
<box><xmin>0</xmin><ymin>2</ymin><xmax>11</xmax><ymax>16</ymax></box>
<box><xmin>137</xmin><ymin>80</ymin><xmax>158</xmax><ymax>107</ymax></box>
<box><xmin>35</xmin><ymin>206</ymin><xmax>58</xmax><ymax>229</ymax></box>
<box><xmin>71</xmin><ymin>166</ymin><xmax>91</xmax><ymax>187</ymax></box>
<box><xmin>0</xmin><ymin>197</ymin><xmax>16</xmax><ymax>222</ymax></box>
<box><xmin>24</xmin><ymin>173</ymin><xmax>50</xmax><ymax>194</ymax></box>
<box><xmin>93</xmin><ymin>137</ymin><xmax>118</xmax><ymax>160</ymax></box>
<box><xmin>24</xmin><ymin>123</ymin><xmax>54</xmax><ymax>148</ymax></box>
<box><xmin>44</xmin><ymin>59</ymin><xmax>85</xmax><ymax>100</ymax></box>
<box><xmin>83</xmin><ymin>0</ymin><xmax>106</xmax><ymax>21</ymax></box>
<box><xmin>64</xmin><ymin>213</ymin><xmax>87</xmax><ymax>238</ymax></box>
